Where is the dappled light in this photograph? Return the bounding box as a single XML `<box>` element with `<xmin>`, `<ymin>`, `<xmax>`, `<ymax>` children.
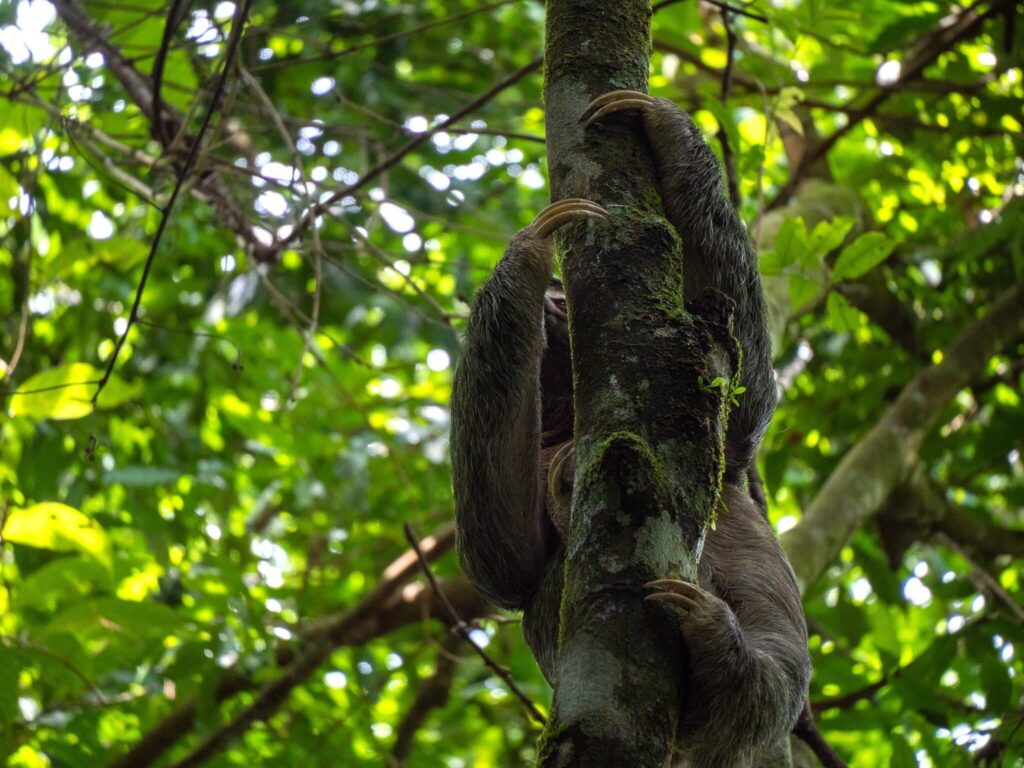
<box><xmin>0</xmin><ymin>0</ymin><xmax>1022</xmax><ymax>766</ymax></box>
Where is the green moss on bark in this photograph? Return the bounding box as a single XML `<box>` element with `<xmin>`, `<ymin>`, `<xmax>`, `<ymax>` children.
<box><xmin>539</xmin><ymin>1</ymin><xmax>738</xmax><ymax>765</ymax></box>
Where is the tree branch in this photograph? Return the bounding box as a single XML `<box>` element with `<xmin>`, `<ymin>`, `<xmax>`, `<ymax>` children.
<box><xmin>934</xmin><ymin>532</ymin><xmax>1024</xmax><ymax>625</ymax></box>
<box><xmin>404</xmin><ymin>525</ymin><xmax>545</xmax><ymax>724</ymax></box>
<box><xmin>877</xmin><ymin>465</ymin><xmax>1024</xmax><ymax>565</ymax></box>
<box><xmin>717</xmin><ymin>9</ymin><xmax>740</xmax><ymax>208</ymax></box>
<box><xmin>276</xmin><ymin>57</ymin><xmax>542</xmax><ymax>254</ymax></box>
<box><xmin>837</xmin><ymin>271</ymin><xmax>926</xmax><ymax>360</ymax></box>
<box><xmin>771</xmin><ymin>0</ymin><xmax>1014</xmax><ymax>208</ymax></box>
<box><xmin>52</xmin><ymin>0</ymin><xmax>272</xmax><ymax>260</ymax></box>
<box><xmin>782</xmin><ymin>279</ymin><xmax>1024</xmax><ymax>591</ymax></box>
<box><xmin>108</xmin><ymin>526</ymin><xmax>486</xmax><ymax>768</ymax></box>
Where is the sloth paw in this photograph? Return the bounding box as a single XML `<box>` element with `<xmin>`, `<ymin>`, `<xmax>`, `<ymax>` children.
<box><xmin>645</xmin><ymin>579</ymin><xmax>741</xmax><ymax>655</ymax></box>
<box><xmin>644</xmin><ymin>578</ymin><xmax>715</xmax><ymax>614</ymax></box>
<box><xmin>529</xmin><ymin>198</ymin><xmax>609</xmax><ymax>239</ymax></box>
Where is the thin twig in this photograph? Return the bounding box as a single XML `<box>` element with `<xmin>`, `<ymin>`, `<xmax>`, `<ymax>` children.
<box><xmin>253</xmin><ymin>0</ymin><xmax>520</xmax><ymax>71</ymax></box>
<box><xmin>237</xmin><ymin>63</ymin><xmax>327</xmax><ymax>396</ymax></box>
<box><xmin>792</xmin><ymin>704</ymin><xmax>847</xmax><ymax>768</ymax></box>
<box><xmin>349</xmin><ymin>224</ymin><xmax>452</xmax><ymax>327</ymax></box>
<box><xmin>769</xmin><ymin>0</ymin><xmax>1011</xmax><ymax>208</ymax></box>
<box><xmin>812</xmin><ymin>677</ymin><xmax>888</xmax><ymax>714</ymax></box>
<box><xmin>403</xmin><ymin>524</ymin><xmax>546</xmax><ymax>726</ymax></box>
<box><xmin>277</xmin><ymin>57</ymin><xmax>543</xmax><ymax>252</ymax></box>
<box><xmin>935</xmin><ymin>531</ymin><xmax>1024</xmax><ymax>624</ymax></box>
<box><xmin>62</xmin><ymin>122</ymin><xmax>161</xmax><ymax>205</ymax></box>
<box><xmin>253</xmin><ymin>268</ymin><xmax>374</xmax><ymax>370</ymax></box>
<box><xmin>319</xmin><ymin>248</ymin><xmax>456</xmax><ymax>331</ymax></box>
<box><xmin>54</xmin><ymin>0</ymin><xmax>270</xmax><ymax>258</ymax></box>
<box><xmin>717</xmin><ymin>9</ymin><xmax>740</xmax><ymax>208</ymax></box>
<box><xmin>152</xmin><ymin>0</ymin><xmax>192</xmax><ymax>144</ymax></box>
<box><xmin>652</xmin><ymin>0</ymin><xmax>767</xmax><ymax>23</ymax></box>
<box><xmin>0</xmin><ymin>128</ymin><xmax>46</xmax><ymax>399</ymax></box>
<box><xmin>135</xmin><ymin>320</ymin><xmax>243</xmax><ymax>370</ymax></box>
<box><xmin>89</xmin><ymin>0</ymin><xmax>254</xmax><ymax>407</ymax></box>
<box><xmin>4</xmin><ymin>637</ymin><xmax>108</xmax><ymax>704</ymax></box>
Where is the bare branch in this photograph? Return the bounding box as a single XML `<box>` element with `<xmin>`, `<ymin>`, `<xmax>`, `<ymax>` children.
<box><xmin>276</xmin><ymin>57</ymin><xmax>543</xmax><ymax>253</ymax></box>
<box><xmin>68</xmin><ymin>0</ymin><xmax>255</xmax><ymax>408</ymax></box>
<box><xmin>770</xmin><ymin>0</ymin><xmax>1014</xmax><ymax>208</ymax></box>
<box><xmin>404</xmin><ymin>524</ymin><xmax>546</xmax><ymax>725</ymax></box>
<box><xmin>717</xmin><ymin>8</ymin><xmax>740</xmax><ymax>208</ymax></box>
<box><xmin>53</xmin><ymin>0</ymin><xmax>270</xmax><ymax>259</ymax></box>
<box><xmin>151</xmin><ymin>0</ymin><xmax>192</xmax><ymax>144</ymax></box>
<box><xmin>934</xmin><ymin>532</ymin><xmax>1024</xmax><ymax>625</ymax></box>
<box><xmin>652</xmin><ymin>0</ymin><xmax>767</xmax><ymax>23</ymax></box>
<box><xmin>4</xmin><ymin>637</ymin><xmax>108</xmax><ymax>705</ymax></box>
<box><xmin>254</xmin><ymin>0</ymin><xmax>521</xmax><ymax>72</ymax></box>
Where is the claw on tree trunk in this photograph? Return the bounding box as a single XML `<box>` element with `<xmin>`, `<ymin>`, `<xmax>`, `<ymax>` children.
<box><xmin>531</xmin><ymin>198</ymin><xmax>609</xmax><ymax>239</ymax></box>
<box><xmin>643</xmin><ymin>579</ymin><xmax>711</xmax><ymax>613</ymax></box>
<box><xmin>644</xmin><ymin>592</ymin><xmax>701</xmax><ymax>612</ymax></box>
<box><xmin>580</xmin><ymin>89</ymin><xmax>656</xmax><ymax>127</ymax></box>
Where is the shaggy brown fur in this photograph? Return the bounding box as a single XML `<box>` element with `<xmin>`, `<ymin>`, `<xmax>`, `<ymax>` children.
<box><xmin>451</xmin><ymin>94</ymin><xmax>811</xmax><ymax>768</ymax></box>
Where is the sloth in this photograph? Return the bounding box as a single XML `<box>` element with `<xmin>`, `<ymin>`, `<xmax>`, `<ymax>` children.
<box><xmin>450</xmin><ymin>90</ymin><xmax>810</xmax><ymax>768</ymax></box>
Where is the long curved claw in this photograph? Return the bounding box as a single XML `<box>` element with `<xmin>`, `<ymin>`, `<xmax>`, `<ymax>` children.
<box><xmin>643</xmin><ymin>579</ymin><xmax>710</xmax><ymax>613</ymax></box>
<box><xmin>645</xmin><ymin>592</ymin><xmax>700</xmax><ymax>611</ymax></box>
<box><xmin>580</xmin><ymin>89</ymin><xmax>657</xmax><ymax>128</ymax></box>
<box><xmin>644</xmin><ymin>579</ymin><xmax>709</xmax><ymax>597</ymax></box>
<box><xmin>533</xmin><ymin>198</ymin><xmax>608</xmax><ymax>223</ymax></box>
<box><xmin>531</xmin><ymin>198</ymin><xmax>609</xmax><ymax>239</ymax></box>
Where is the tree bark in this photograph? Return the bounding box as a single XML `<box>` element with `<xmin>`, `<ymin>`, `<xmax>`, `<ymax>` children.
<box><xmin>540</xmin><ymin>2</ymin><xmax>735</xmax><ymax>765</ymax></box>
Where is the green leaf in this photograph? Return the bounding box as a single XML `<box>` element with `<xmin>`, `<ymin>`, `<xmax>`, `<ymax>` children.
<box><xmin>869</xmin><ymin>11</ymin><xmax>945</xmax><ymax>54</ymax></box>
<box><xmin>871</xmin><ymin>606</ymin><xmax>902</xmax><ymax>660</ymax></box>
<box><xmin>852</xmin><ymin>536</ymin><xmax>902</xmax><ymax>605</ymax></box>
<box><xmin>43</xmin><ymin>236</ymin><xmax>150</xmax><ymax>282</ymax></box>
<box><xmin>775</xmin><ymin>217</ymin><xmax>810</xmax><ymax>269</ymax></box>
<box><xmin>775</xmin><ymin>108</ymin><xmax>804</xmax><ymax>137</ymax></box>
<box><xmin>0</xmin><ymin>166</ymin><xmax>18</xmax><ymax>217</ymax></box>
<box><xmin>825</xmin><ymin>292</ymin><xmax>862</xmax><ymax>333</ymax></box>
<box><xmin>703</xmin><ymin>99</ymin><xmax>741</xmax><ymax>160</ymax></box>
<box><xmin>788</xmin><ymin>275</ymin><xmax>822</xmax><ymax>313</ymax></box>
<box><xmin>775</xmin><ymin>86</ymin><xmax>805</xmax><ymax>114</ymax></box>
<box><xmin>809</xmin><ymin>217</ymin><xmax>855</xmax><ymax>255</ymax></box>
<box><xmin>9</xmin><ymin>363</ymin><xmax>141</xmax><ymax>420</ymax></box>
<box><xmin>18</xmin><ymin>557</ymin><xmax>113</xmax><ymax>612</ymax></box>
<box><xmin>980</xmin><ymin>654</ymin><xmax>1012</xmax><ymax>710</ymax></box>
<box><xmin>46</xmin><ymin>597</ymin><xmax>180</xmax><ymax>639</ymax></box>
<box><xmin>0</xmin><ymin>102</ymin><xmax>47</xmax><ymax>152</ymax></box>
<box><xmin>758</xmin><ymin>249</ymin><xmax>786</xmax><ymax>276</ymax></box>
<box><xmin>890</xmin><ymin>733</ymin><xmax>916</xmax><ymax>768</ymax></box>
<box><xmin>832</xmin><ymin>233</ymin><xmax>896</xmax><ymax>282</ymax></box>
<box><xmin>2</xmin><ymin>503</ymin><xmax>111</xmax><ymax>569</ymax></box>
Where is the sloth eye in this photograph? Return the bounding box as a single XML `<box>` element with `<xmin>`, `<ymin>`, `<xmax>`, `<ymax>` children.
<box><xmin>555</xmin><ymin>298</ymin><xmax>567</xmax><ymax>309</ymax></box>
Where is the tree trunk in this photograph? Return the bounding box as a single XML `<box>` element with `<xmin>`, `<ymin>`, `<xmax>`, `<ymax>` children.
<box><xmin>539</xmin><ymin>2</ymin><xmax>736</xmax><ymax>765</ymax></box>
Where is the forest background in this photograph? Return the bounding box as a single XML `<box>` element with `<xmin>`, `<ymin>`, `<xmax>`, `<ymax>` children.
<box><xmin>1</xmin><ymin>0</ymin><xmax>1023</xmax><ymax>766</ymax></box>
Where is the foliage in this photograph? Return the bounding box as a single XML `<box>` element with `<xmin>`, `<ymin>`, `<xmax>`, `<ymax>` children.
<box><xmin>0</xmin><ymin>0</ymin><xmax>1022</xmax><ymax>766</ymax></box>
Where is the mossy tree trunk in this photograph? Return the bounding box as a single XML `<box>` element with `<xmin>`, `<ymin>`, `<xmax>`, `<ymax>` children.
<box><xmin>539</xmin><ymin>2</ymin><xmax>736</xmax><ymax>765</ymax></box>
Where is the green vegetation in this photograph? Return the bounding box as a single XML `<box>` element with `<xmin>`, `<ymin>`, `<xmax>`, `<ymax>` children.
<box><xmin>1</xmin><ymin>1</ymin><xmax>1022</xmax><ymax>766</ymax></box>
